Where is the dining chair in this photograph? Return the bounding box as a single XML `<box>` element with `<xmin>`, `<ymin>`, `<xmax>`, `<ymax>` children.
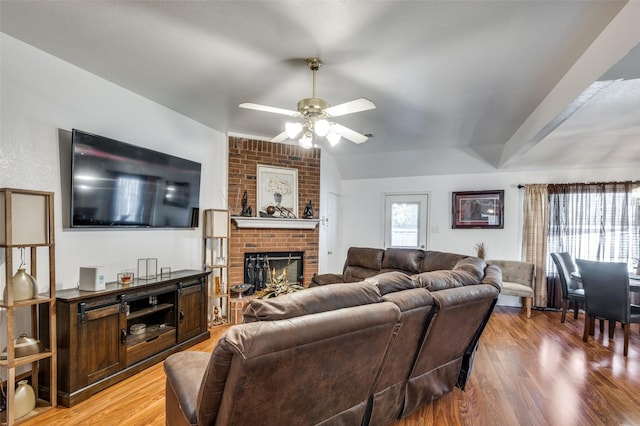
<box><xmin>550</xmin><ymin>252</ymin><xmax>585</xmax><ymax>323</ymax></box>
<box><xmin>576</xmin><ymin>259</ymin><xmax>640</xmax><ymax>356</ymax></box>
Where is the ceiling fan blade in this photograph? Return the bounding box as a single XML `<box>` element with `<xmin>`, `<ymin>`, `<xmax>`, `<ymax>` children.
<box><xmin>271</xmin><ymin>131</ymin><xmax>289</xmax><ymax>143</ymax></box>
<box><xmin>325</xmin><ymin>98</ymin><xmax>376</xmax><ymax>117</ymax></box>
<box><xmin>333</xmin><ymin>123</ymin><xmax>369</xmax><ymax>144</ymax></box>
<box><xmin>239</xmin><ymin>103</ymin><xmax>298</xmax><ymax>117</ymax></box>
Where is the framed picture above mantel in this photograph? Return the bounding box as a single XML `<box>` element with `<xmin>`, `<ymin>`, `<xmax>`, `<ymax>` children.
<box><xmin>256</xmin><ymin>165</ymin><xmax>298</xmax><ymax>217</ymax></box>
<box><xmin>452</xmin><ymin>190</ymin><xmax>504</xmax><ymax>229</ymax></box>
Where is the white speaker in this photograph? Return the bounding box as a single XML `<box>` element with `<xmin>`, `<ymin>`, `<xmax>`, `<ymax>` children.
<box><xmin>79</xmin><ymin>266</ymin><xmax>105</xmax><ymax>291</ymax></box>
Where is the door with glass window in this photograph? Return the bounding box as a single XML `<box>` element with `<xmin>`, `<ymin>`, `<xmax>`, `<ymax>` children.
<box><xmin>384</xmin><ymin>194</ymin><xmax>429</xmax><ymax>249</ymax></box>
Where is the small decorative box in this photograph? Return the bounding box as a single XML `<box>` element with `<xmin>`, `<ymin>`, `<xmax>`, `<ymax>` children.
<box><xmin>137</xmin><ymin>258</ymin><xmax>157</xmax><ymax>280</ymax></box>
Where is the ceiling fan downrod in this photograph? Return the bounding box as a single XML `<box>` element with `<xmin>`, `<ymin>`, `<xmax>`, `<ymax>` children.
<box><xmin>307</xmin><ymin>57</ymin><xmax>322</xmax><ymax>98</ymax></box>
<box><xmin>298</xmin><ymin>57</ymin><xmax>328</xmax><ymax>117</ymax></box>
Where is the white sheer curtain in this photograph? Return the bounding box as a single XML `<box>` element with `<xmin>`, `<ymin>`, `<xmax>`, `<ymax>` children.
<box><xmin>546</xmin><ymin>181</ymin><xmax>640</xmax><ymax>307</ymax></box>
<box><xmin>548</xmin><ymin>182</ymin><xmax>638</xmax><ymax>267</ymax></box>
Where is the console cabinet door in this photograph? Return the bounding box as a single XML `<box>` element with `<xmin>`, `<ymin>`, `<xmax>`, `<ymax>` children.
<box><xmin>177</xmin><ymin>279</ymin><xmax>206</xmax><ymax>343</ymax></box>
<box><xmin>78</xmin><ymin>303</ymin><xmax>127</xmax><ymax>387</ymax></box>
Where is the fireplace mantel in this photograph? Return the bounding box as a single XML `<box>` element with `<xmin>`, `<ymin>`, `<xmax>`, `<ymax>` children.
<box><xmin>232</xmin><ymin>216</ymin><xmax>320</xmax><ymax>229</ymax></box>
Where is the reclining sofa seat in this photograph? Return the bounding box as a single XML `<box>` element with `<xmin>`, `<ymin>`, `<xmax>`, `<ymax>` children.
<box><xmin>164</xmin><ymin>281</ymin><xmax>402</xmax><ymax>425</ymax></box>
<box><xmin>362</xmin><ymin>258</ymin><xmax>501</xmax><ymax>424</ymax></box>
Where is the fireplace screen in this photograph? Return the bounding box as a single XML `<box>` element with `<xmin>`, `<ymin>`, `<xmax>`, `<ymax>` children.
<box><xmin>244</xmin><ymin>251</ymin><xmax>304</xmax><ymax>294</ymax></box>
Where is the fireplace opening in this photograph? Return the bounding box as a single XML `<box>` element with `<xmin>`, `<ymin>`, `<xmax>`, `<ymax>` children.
<box><xmin>243</xmin><ymin>251</ymin><xmax>304</xmax><ymax>294</ymax></box>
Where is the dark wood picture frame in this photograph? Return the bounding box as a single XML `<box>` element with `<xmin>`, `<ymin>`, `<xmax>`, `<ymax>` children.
<box><xmin>452</xmin><ymin>190</ymin><xmax>504</xmax><ymax>229</ymax></box>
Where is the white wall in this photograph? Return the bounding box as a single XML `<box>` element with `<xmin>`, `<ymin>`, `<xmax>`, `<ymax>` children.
<box><xmin>0</xmin><ymin>33</ymin><xmax>227</xmax><ymax>292</ymax></box>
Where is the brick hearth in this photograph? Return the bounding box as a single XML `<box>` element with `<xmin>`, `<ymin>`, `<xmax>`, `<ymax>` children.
<box><xmin>228</xmin><ymin>137</ymin><xmax>320</xmax><ymax>288</ymax></box>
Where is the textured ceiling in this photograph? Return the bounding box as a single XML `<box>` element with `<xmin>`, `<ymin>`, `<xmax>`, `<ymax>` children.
<box><xmin>1</xmin><ymin>0</ymin><xmax>639</xmax><ymax>179</ymax></box>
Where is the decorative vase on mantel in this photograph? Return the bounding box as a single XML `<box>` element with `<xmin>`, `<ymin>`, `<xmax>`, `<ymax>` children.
<box><xmin>273</xmin><ymin>192</ymin><xmax>282</xmax><ymax>206</ymax></box>
<box><xmin>2</xmin><ymin>268</ymin><xmax>38</xmax><ymax>302</ymax></box>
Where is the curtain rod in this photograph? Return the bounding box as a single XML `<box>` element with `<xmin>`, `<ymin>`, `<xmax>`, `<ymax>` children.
<box><xmin>517</xmin><ymin>181</ymin><xmax>639</xmax><ymax>189</ymax></box>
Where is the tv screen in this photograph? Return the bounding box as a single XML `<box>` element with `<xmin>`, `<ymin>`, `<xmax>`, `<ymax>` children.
<box><xmin>71</xmin><ymin>129</ymin><xmax>201</xmax><ymax>228</ymax></box>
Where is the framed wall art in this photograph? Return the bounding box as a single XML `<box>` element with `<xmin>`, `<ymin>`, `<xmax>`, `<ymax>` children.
<box><xmin>257</xmin><ymin>165</ymin><xmax>298</xmax><ymax>217</ymax></box>
<box><xmin>452</xmin><ymin>190</ymin><xmax>504</xmax><ymax>229</ymax></box>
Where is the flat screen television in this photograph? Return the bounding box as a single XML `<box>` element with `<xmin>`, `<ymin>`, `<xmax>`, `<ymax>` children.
<box><xmin>71</xmin><ymin>129</ymin><xmax>201</xmax><ymax>228</ymax></box>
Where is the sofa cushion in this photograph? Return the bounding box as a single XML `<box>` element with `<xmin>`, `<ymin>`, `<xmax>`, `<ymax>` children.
<box><xmin>346</xmin><ymin>247</ymin><xmax>385</xmax><ymax>271</ymax></box>
<box><xmin>343</xmin><ymin>247</ymin><xmax>385</xmax><ymax>282</ymax></box>
<box><xmin>309</xmin><ymin>273</ymin><xmax>345</xmax><ymax>287</ymax></box>
<box><xmin>372</xmin><ymin>288</ymin><xmax>435</xmax><ymax>425</ymax></box>
<box><xmin>243</xmin><ymin>281</ymin><xmax>381</xmax><ymax>322</ymax></box>
<box><xmin>202</xmin><ymin>303</ymin><xmax>402</xmax><ymax>425</ymax></box>
<box><xmin>365</xmin><ymin>271</ymin><xmax>417</xmax><ymax>295</ymax></box>
<box><xmin>412</xmin><ymin>270</ymin><xmax>465</xmax><ymax>291</ymax></box>
<box><xmin>420</xmin><ymin>251</ymin><xmax>467</xmax><ymax>272</ymax></box>
<box><xmin>451</xmin><ymin>257</ymin><xmax>486</xmax><ymax>281</ymax></box>
<box><xmin>381</xmin><ymin>248</ymin><xmax>424</xmax><ymax>274</ymax></box>
<box><xmin>480</xmin><ymin>264</ymin><xmax>503</xmax><ymax>292</ymax></box>
<box><xmin>401</xmin><ymin>284</ymin><xmax>498</xmax><ymax>417</ymax></box>
<box><xmin>501</xmin><ymin>281</ymin><xmax>534</xmax><ymax>297</ymax></box>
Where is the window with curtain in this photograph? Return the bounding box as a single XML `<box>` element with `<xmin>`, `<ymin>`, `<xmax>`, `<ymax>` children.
<box><xmin>546</xmin><ymin>182</ymin><xmax>640</xmax><ymax>306</ymax></box>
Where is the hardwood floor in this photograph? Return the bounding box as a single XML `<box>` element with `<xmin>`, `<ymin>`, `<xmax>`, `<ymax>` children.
<box><xmin>19</xmin><ymin>306</ymin><xmax>640</xmax><ymax>425</ymax></box>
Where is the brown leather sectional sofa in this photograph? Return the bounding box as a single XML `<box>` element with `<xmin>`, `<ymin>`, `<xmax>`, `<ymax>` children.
<box><xmin>164</xmin><ymin>247</ymin><xmax>502</xmax><ymax>425</ymax></box>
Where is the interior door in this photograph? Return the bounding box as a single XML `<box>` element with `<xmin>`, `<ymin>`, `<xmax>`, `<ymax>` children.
<box><xmin>326</xmin><ymin>192</ymin><xmax>342</xmax><ymax>273</ymax></box>
<box><xmin>384</xmin><ymin>193</ymin><xmax>429</xmax><ymax>249</ymax></box>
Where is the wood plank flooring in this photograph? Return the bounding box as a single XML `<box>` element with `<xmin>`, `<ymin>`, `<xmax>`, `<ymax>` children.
<box><xmin>18</xmin><ymin>306</ymin><xmax>640</xmax><ymax>425</ymax></box>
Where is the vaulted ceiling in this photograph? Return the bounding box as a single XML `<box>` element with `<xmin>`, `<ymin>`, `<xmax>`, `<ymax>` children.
<box><xmin>1</xmin><ymin>1</ymin><xmax>639</xmax><ymax>179</ymax></box>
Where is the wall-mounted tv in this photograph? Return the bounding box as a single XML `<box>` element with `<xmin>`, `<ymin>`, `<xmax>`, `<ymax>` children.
<box><xmin>71</xmin><ymin>129</ymin><xmax>201</xmax><ymax>228</ymax></box>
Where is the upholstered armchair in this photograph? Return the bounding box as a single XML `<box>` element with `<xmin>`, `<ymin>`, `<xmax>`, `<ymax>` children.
<box><xmin>487</xmin><ymin>260</ymin><xmax>535</xmax><ymax>318</ymax></box>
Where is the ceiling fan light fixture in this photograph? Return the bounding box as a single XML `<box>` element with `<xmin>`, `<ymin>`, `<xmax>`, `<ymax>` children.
<box><xmin>241</xmin><ymin>57</ymin><xmax>375</xmax><ymax>146</ymax></box>
<box><xmin>299</xmin><ymin>131</ymin><xmax>313</xmax><ymax>149</ymax></box>
<box><xmin>314</xmin><ymin>119</ymin><xmax>330</xmax><ymax>137</ymax></box>
<box><xmin>285</xmin><ymin>122</ymin><xmax>303</xmax><ymax>139</ymax></box>
<box><xmin>327</xmin><ymin>130</ymin><xmax>341</xmax><ymax>147</ymax></box>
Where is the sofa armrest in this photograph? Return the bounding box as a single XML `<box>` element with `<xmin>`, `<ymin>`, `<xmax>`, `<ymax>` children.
<box><xmin>309</xmin><ymin>273</ymin><xmax>346</xmax><ymax>287</ymax></box>
<box><xmin>164</xmin><ymin>351</ymin><xmax>211</xmax><ymax>425</ymax></box>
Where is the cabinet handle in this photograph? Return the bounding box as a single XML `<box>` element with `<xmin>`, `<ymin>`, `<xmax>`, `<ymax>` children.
<box><xmin>79</xmin><ymin>302</ymin><xmax>87</xmax><ymax>324</ymax></box>
<box><xmin>179</xmin><ymin>309</ymin><xmax>185</xmax><ymax>323</ymax></box>
<box><xmin>120</xmin><ymin>328</ymin><xmax>127</xmax><ymax>345</ymax></box>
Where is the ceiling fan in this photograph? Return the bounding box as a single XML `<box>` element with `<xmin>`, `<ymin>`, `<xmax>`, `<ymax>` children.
<box><xmin>239</xmin><ymin>57</ymin><xmax>375</xmax><ymax>148</ymax></box>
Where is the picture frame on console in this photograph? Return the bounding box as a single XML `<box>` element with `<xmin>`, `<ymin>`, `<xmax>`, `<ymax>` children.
<box><xmin>257</xmin><ymin>165</ymin><xmax>298</xmax><ymax>216</ymax></box>
<box><xmin>452</xmin><ymin>190</ymin><xmax>504</xmax><ymax>229</ymax></box>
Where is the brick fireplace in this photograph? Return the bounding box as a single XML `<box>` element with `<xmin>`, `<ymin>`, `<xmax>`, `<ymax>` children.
<box><xmin>228</xmin><ymin>137</ymin><xmax>320</xmax><ymax>290</ymax></box>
